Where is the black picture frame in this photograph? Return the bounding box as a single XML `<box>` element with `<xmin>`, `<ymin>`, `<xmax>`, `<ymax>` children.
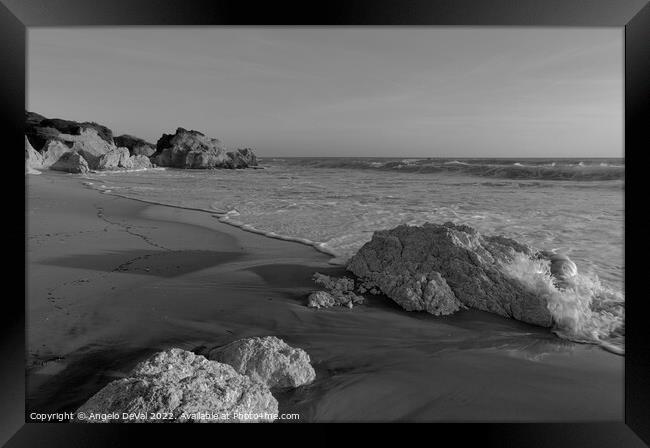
<box><xmin>3</xmin><ymin>0</ymin><xmax>648</xmax><ymax>445</ymax></box>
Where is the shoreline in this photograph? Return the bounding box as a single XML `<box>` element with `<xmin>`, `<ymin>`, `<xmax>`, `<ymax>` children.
<box><xmin>80</xmin><ymin>175</ymin><xmax>344</xmax><ymax>262</ymax></box>
<box><xmin>26</xmin><ymin>171</ymin><xmax>624</xmax><ymax>421</ymax></box>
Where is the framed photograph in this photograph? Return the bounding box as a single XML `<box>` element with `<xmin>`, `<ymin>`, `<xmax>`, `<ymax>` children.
<box><xmin>3</xmin><ymin>0</ymin><xmax>648</xmax><ymax>444</ymax></box>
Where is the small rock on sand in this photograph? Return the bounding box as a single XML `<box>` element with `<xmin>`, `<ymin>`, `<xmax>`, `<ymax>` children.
<box><xmin>307</xmin><ymin>273</ymin><xmax>365</xmax><ymax>309</ymax></box>
<box><xmin>307</xmin><ymin>291</ymin><xmax>338</xmax><ymax>309</ymax></box>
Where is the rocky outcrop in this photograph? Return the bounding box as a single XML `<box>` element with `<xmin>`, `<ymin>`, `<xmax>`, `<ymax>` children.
<box><xmin>153</xmin><ymin>128</ymin><xmax>258</xmax><ymax>169</ymax></box>
<box><xmin>49</xmin><ymin>152</ymin><xmax>90</xmax><ymax>174</ymax></box>
<box><xmin>228</xmin><ymin>148</ymin><xmax>258</xmax><ymax>167</ymax></box>
<box><xmin>25</xmin><ymin>136</ymin><xmax>43</xmax><ymax>172</ymax></box>
<box><xmin>25</xmin><ymin>111</ymin><xmax>158</xmax><ymax>173</ymax></box>
<box><xmin>114</xmin><ymin>134</ymin><xmax>156</xmax><ymax>157</ymax></box>
<box><xmin>153</xmin><ymin>128</ymin><xmax>227</xmax><ymax>168</ymax></box>
<box><xmin>95</xmin><ymin>146</ymin><xmax>153</xmax><ymax>170</ymax></box>
<box><xmin>347</xmin><ymin>222</ymin><xmax>553</xmax><ymax>327</ymax></box>
<box><xmin>26</xmin><ymin>112</ymin><xmax>256</xmax><ymax>173</ymax></box>
<box><xmin>96</xmin><ymin>147</ymin><xmax>130</xmax><ymax>170</ymax></box>
<box><xmin>25</xmin><ymin>111</ymin><xmax>117</xmax><ymax>170</ymax></box>
<box><xmin>25</xmin><ymin>110</ymin><xmax>113</xmax><ymax>151</ymax></box>
<box><xmin>59</xmin><ymin>129</ymin><xmax>116</xmax><ymax>169</ymax></box>
<box><xmin>206</xmin><ymin>336</ymin><xmax>316</xmax><ymax>389</ymax></box>
<box><xmin>307</xmin><ymin>273</ymin><xmax>365</xmax><ymax>309</ymax></box>
<box><xmin>76</xmin><ymin>348</ymin><xmax>278</xmax><ymax>423</ymax></box>
<box><xmin>125</xmin><ymin>154</ymin><xmax>153</xmax><ymax>170</ymax></box>
<box><xmin>39</xmin><ymin>140</ymin><xmax>73</xmax><ymax>168</ymax></box>
<box><xmin>27</xmin><ymin>126</ymin><xmax>115</xmax><ymax>171</ymax></box>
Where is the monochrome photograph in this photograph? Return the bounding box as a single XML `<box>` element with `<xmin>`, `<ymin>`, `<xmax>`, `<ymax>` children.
<box><xmin>25</xmin><ymin>26</ymin><xmax>624</xmax><ymax>423</ymax></box>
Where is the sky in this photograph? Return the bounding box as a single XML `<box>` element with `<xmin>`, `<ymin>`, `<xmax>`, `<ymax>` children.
<box><xmin>28</xmin><ymin>27</ymin><xmax>623</xmax><ymax>158</ymax></box>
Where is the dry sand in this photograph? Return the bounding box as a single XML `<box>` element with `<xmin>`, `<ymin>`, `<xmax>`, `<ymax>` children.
<box><xmin>26</xmin><ymin>171</ymin><xmax>623</xmax><ymax>421</ymax></box>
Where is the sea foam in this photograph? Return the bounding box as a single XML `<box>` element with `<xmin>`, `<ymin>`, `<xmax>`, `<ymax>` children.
<box><xmin>502</xmin><ymin>253</ymin><xmax>624</xmax><ymax>353</ymax></box>
<box><xmin>271</xmin><ymin>157</ymin><xmax>624</xmax><ymax>181</ymax></box>
<box><xmin>81</xmin><ymin>160</ymin><xmax>624</xmax><ymax>351</ymax></box>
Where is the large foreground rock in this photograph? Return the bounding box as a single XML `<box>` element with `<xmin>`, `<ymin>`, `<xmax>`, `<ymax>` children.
<box><xmin>207</xmin><ymin>336</ymin><xmax>316</xmax><ymax>389</ymax></box>
<box><xmin>347</xmin><ymin>222</ymin><xmax>553</xmax><ymax>327</ymax></box>
<box><xmin>153</xmin><ymin>127</ymin><xmax>258</xmax><ymax>169</ymax></box>
<box><xmin>76</xmin><ymin>349</ymin><xmax>278</xmax><ymax>423</ymax></box>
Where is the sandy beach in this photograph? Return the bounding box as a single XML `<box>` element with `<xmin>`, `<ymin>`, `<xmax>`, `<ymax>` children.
<box><xmin>26</xmin><ymin>172</ymin><xmax>623</xmax><ymax>422</ymax></box>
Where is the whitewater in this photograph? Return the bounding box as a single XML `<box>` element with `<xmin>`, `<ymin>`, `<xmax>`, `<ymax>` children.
<box><xmin>83</xmin><ymin>157</ymin><xmax>625</xmax><ymax>352</ymax></box>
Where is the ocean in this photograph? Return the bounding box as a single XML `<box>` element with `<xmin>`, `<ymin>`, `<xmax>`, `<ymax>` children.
<box><xmin>82</xmin><ymin>157</ymin><xmax>625</xmax><ymax>352</ymax></box>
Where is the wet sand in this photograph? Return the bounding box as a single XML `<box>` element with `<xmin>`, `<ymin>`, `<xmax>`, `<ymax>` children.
<box><xmin>26</xmin><ymin>172</ymin><xmax>623</xmax><ymax>421</ymax></box>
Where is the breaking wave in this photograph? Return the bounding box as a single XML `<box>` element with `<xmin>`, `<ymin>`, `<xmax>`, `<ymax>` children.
<box><xmin>503</xmin><ymin>253</ymin><xmax>624</xmax><ymax>354</ymax></box>
<box><xmin>81</xmin><ymin>161</ymin><xmax>624</xmax><ymax>353</ymax></box>
<box><xmin>266</xmin><ymin>157</ymin><xmax>624</xmax><ymax>181</ymax></box>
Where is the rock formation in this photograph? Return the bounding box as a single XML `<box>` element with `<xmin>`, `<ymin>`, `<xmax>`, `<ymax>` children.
<box><xmin>94</xmin><ymin>146</ymin><xmax>151</xmax><ymax>170</ymax></box>
<box><xmin>25</xmin><ymin>112</ymin><xmax>159</xmax><ymax>173</ymax></box>
<box><xmin>153</xmin><ymin>127</ymin><xmax>258</xmax><ymax>169</ymax></box>
<box><xmin>347</xmin><ymin>222</ymin><xmax>554</xmax><ymax>327</ymax></box>
<box><xmin>58</xmin><ymin>129</ymin><xmax>116</xmax><ymax>169</ymax></box>
<box><xmin>25</xmin><ymin>110</ymin><xmax>113</xmax><ymax>151</ymax></box>
<box><xmin>114</xmin><ymin>134</ymin><xmax>157</xmax><ymax>157</ymax></box>
<box><xmin>307</xmin><ymin>273</ymin><xmax>365</xmax><ymax>309</ymax></box>
<box><xmin>32</xmin><ymin>128</ymin><xmax>113</xmax><ymax>172</ymax></box>
<box><xmin>153</xmin><ymin>128</ymin><xmax>226</xmax><ymax>168</ymax></box>
<box><xmin>228</xmin><ymin>148</ymin><xmax>258</xmax><ymax>167</ymax></box>
<box><xmin>206</xmin><ymin>336</ymin><xmax>316</xmax><ymax>389</ymax></box>
<box><xmin>25</xmin><ymin>136</ymin><xmax>43</xmax><ymax>172</ymax></box>
<box><xmin>96</xmin><ymin>147</ymin><xmax>131</xmax><ymax>170</ymax></box>
<box><xmin>25</xmin><ymin>111</ymin><xmax>116</xmax><ymax>170</ymax></box>
<box><xmin>25</xmin><ymin>111</ymin><xmax>255</xmax><ymax>173</ymax></box>
<box><xmin>76</xmin><ymin>348</ymin><xmax>278</xmax><ymax>423</ymax></box>
<box><xmin>39</xmin><ymin>140</ymin><xmax>74</xmax><ymax>168</ymax></box>
<box><xmin>126</xmin><ymin>154</ymin><xmax>153</xmax><ymax>170</ymax></box>
<box><xmin>49</xmin><ymin>151</ymin><xmax>90</xmax><ymax>174</ymax></box>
